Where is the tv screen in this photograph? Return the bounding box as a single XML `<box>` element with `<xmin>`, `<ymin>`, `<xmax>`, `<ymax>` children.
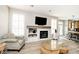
<box><xmin>35</xmin><ymin>16</ymin><xmax>47</xmax><ymax>25</ymax></box>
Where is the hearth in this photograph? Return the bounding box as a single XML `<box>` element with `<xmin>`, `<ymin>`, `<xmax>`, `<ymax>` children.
<box><xmin>40</xmin><ymin>31</ymin><xmax>48</xmax><ymax>39</ymax></box>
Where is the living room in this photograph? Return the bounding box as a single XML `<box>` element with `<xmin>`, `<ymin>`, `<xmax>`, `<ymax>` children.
<box><xmin>0</xmin><ymin>5</ymin><xmax>79</xmax><ymax>54</ymax></box>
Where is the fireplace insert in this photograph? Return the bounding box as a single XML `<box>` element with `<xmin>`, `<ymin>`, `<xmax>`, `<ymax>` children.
<box><xmin>40</xmin><ymin>31</ymin><xmax>48</xmax><ymax>39</ymax></box>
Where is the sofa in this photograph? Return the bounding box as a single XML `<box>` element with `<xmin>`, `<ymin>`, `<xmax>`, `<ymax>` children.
<box><xmin>0</xmin><ymin>33</ymin><xmax>25</xmax><ymax>51</ymax></box>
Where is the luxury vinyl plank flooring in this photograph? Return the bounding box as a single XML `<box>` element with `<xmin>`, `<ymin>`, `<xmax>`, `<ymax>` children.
<box><xmin>6</xmin><ymin>39</ymin><xmax>79</xmax><ymax>54</ymax></box>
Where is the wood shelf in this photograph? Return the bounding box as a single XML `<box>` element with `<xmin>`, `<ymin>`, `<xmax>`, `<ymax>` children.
<box><xmin>28</xmin><ymin>33</ymin><xmax>37</xmax><ymax>35</ymax></box>
<box><xmin>69</xmin><ymin>31</ymin><xmax>79</xmax><ymax>34</ymax></box>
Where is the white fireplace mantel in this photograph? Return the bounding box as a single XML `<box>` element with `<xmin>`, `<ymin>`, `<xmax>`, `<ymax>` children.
<box><xmin>27</xmin><ymin>25</ymin><xmax>51</xmax><ymax>28</ymax></box>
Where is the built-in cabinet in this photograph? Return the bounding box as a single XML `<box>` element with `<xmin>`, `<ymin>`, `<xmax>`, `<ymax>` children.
<box><xmin>68</xmin><ymin>20</ymin><xmax>79</xmax><ymax>31</ymax></box>
<box><xmin>68</xmin><ymin>20</ymin><xmax>72</xmax><ymax>31</ymax></box>
<box><xmin>74</xmin><ymin>21</ymin><xmax>79</xmax><ymax>28</ymax></box>
<box><xmin>68</xmin><ymin>20</ymin><xmax>79</xmax><ymax>41</ymax></box>
<box><xmin>27</xmin><ymin>25</ymin><xmax>51</xmax><ymax>42</ymax></box>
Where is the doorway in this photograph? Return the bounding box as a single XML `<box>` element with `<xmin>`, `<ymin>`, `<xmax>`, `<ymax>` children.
<box><xmin>58</xmin><ymin>20</ymin><xmax>64</xmax><ymax>36</ymax></box>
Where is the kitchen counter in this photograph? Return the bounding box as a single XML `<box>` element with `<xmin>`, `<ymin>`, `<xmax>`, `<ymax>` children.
<box><xmin>69</xmin><ymin>31</ymin><xmax>79</xmax><ymax>34</ymax></box>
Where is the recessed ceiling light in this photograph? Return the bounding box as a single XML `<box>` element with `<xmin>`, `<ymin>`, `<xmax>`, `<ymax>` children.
<box><xmin>49</xmin><ymin>10</ymin><xmax>52</xmax><ymax>12</ymax></box>
<box><xmin>30</xmin><ymin>5</ymin><xmax>34</xmax><ymax>7</ymax></box>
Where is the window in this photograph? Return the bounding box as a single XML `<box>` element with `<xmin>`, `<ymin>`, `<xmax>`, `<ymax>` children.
<box><xmin>58</xmin><ymin>21</ymin><xmax>64</xmax><ymax>36</ymax></box>
<box><xmin>12</xmin><ymin>13</ymin><xmax>25</xmax><ymax>36</ymax></box>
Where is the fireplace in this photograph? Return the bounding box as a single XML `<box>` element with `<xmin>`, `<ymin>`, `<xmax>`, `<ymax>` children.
<box><xmin>40</xmin><ymin>31</ymin><xmax>48</xmax><ymax>39</ymax></box>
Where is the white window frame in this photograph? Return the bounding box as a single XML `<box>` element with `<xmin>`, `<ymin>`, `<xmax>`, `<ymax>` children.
<box><xmin>11</xmin><ymin>12</ymin><xmax>25</xmax><ymax>36</ymax></box>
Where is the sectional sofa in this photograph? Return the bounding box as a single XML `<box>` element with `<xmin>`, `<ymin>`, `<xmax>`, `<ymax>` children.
<box><xmin>0</xmin><ymin>33</ymin><xmax>25</xmax><ymax>51</ymax></box>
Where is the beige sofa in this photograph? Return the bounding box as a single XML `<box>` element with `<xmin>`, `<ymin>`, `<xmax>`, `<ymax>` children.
<box><xmin>0</xmin><ymin>33</ymin><xmax>25</xmax><ymax>51</ymax></box>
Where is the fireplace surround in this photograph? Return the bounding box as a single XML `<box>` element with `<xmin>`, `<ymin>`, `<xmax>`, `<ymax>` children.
<box><xmin>27</xmin><ymin>25</ymin><xmax>51</xmax><ymax>42</ymax></box>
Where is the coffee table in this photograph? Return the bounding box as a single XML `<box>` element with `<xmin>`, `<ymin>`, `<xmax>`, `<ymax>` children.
<box><xmin>40</xmin><ymin>40</ymin><xmax>69</xmax><ymax>54</ymax></box>
<box><xmin>0</xmin><ymin>43</ymin><xmax>6</xmax><ymax>54</ymax></box>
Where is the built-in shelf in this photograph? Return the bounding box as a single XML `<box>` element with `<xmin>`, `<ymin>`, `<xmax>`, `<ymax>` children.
<box><xmin>28</xmin><ymin>34</ymin><xmax>37</xmax><ymax>37</ymax></box>
<box><xmin>27</xmin><ymin>25</ymin><xmax>51</xmax><ymax>28</ymax></box>
<box><xmin>28</xmin><ymin>27</ymin><xmax>37</xmax><ymax>37</ymax></box>
<box><xmin>28</xmin><ymin>33</ymin><xmax>37</xmax><ymax>35</ymax></box>
<box><xmin>27</xmin><ymin>25</ymin><xmax>51</xmax><ymax>42</ymax></box>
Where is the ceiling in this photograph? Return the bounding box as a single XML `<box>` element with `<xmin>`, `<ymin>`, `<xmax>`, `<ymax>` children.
<box><xmin>8</xmin><ymin>5</ymin><xmax>79</xmax><ymax>20</ymax></box>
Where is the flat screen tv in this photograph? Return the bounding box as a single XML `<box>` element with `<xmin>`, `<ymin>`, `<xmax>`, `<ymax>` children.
<box><xmin>35</xmin><ymin>16</ymin><xmax>47</xmax><ymax>25</ymax></box>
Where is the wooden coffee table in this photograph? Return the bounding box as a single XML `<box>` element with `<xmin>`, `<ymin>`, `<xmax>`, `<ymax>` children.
<box><xmin>40</xmin><ymin>40</ymin><xmax>69</xmax><ymax>54</ymax></box>
<box><xmin>0</xmin><ymin>43</ymin><xmax>6</xmax><ymax>54</ymax></box>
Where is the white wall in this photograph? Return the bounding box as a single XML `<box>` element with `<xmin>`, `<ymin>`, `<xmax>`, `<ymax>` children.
<box><xmin>64</xmin><ymin>20</ymin><xmax>68</xmax><ymax>35</ymax></box>
<box><xmin>9</xmin><ymin>8</ymin><xmax>53</xmax><ymax>41</ymax></box>
<box><xmin>25</xmin><ymin>12</ymin><xmax>51</xmax><ymax>26</ymax></box>
<box><xmin>10</xmin><ymin>8</ymin><xmax>52</xmax><ymax>26</ymax></box>
<box><xmin>51</xmin><ymin>18</ymin><xmax>58</xmax><ymax>34</ymax></box>
<box><xmin>0</xmin><ymin>6</ymin><xmax>9</xmax><ymax>36</ymax></box>
<box><xmin>25</xmin><ymin>11</ymin><xmax>52</xmax><ymax>41</ymax></box>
